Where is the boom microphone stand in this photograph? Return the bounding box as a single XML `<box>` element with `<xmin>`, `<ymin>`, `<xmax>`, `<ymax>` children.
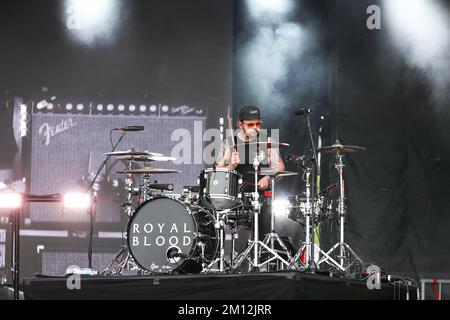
<box><xmin>295</xmin><ymin>108</ymin><xmax>319</xmax><ymax>273</ymax></box>
<box><xmin>87</xmin><ymin>130</ymin><xmax>127</xmax><ymax>271</ymax></box>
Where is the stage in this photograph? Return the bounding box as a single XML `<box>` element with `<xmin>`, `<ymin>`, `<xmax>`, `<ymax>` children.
<box><xmin>22</xmin><ymin>271</ymin><xmax>418</xmax><ymax>300</ymax></box>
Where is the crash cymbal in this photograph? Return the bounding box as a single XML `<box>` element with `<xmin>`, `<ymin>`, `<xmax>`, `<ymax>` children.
<box><xmin>248</xmin><ymin>169</ymin><xmax>298</xmax><ymax>177</ymax></box>
<box><xmin>236</xmin><ymin>141</ymin><xmax>290</xmax><ymax>148</ymax></box>
<box><xmin>103</xmin><ymin>149</ymin><xmax>163</xmax><ymax>157</ymax></box>
<box><xmin>117</xmin><ymin>155</ymin><xmax>176</xmax><ymax>162</ymax></box>
<box><xmin>116</xmin><ymin>167</ymin><xmax>181</xmax><ymax>174</ymax></box>
<box><xmin>317</xmin><ymin>143</ymin><xmax>366</xmax><ymax>153</ymax></box>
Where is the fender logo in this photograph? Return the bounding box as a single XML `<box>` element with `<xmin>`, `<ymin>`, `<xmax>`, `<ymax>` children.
<box><xmin>38</xmin><ymin>118</ymin><xmax>77</xmax><ymax>146</ymax></box>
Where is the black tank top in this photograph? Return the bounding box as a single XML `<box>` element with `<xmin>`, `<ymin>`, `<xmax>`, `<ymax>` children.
<box><xmin>229</xmin><ymin>134</ymin><xmax>271</xmax><ymax>191</ymax></box>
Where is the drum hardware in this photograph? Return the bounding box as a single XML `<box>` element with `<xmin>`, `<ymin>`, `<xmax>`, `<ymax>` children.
<box><xmin>315</xmin><ymin>141</ymin><xmax>365</xmax><ymax>272</ymax></box>
<box><xmin>86</xmin><ymin>131</ymin><xmax>134</xmax><ymax>273</ymax></box>
<box><xmin>232</xmin><ymin>139</ymin><xmax>292</xmax><ymax>272</ymax></box>
<box><xmin>288</xmin><ymin>166</ymin><xmax>344</xmax><ymax>272</ymax></box>
<box><xmin>102</xmin><ymin>148</ymin><xmax>179</xmax><ymax>275</ymax></box>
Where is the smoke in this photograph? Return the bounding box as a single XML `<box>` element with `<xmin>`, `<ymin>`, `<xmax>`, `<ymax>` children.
<box><xmin>241</xmin><ymin>23</ymin><xmax>303</xmax><ymax>111</ymax></box>
<box><xmin>384</xmin><ymin>0</ymin><xmax>450</xmax><ymax>106</ymax></box>
<box><xmin>237</xmin><ymin>1</ymin><xmax>328</xmax><ymax>124</ymax></box>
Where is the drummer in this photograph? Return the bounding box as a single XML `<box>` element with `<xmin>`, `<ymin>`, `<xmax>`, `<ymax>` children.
<box><xmin>216</xmin><ymin>106</ymin><xmax>285</xmax><ymax>191</ymax></box>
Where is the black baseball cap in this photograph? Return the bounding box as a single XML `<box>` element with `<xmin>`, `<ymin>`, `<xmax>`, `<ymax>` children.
<box><xmin>238</xmin><ymin>106</ymin><xmax>260</xmax><ymax>121</ymax></box>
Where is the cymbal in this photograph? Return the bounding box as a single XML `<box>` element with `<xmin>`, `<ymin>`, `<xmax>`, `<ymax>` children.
<box><xmin>236</xmin><ymin>142</ymin><xmax>290</xmax><ymax>148</ymax></box>
<box><xmin>117</xmin><ymin>155</ymin><xmax>176</xmax><ymax>162</ymax></box>
<box><xmin>317</xmin><ymin>143</ymin><xmax>366</xmax><ymax>153</ymax></box>
<box><xmin>116</xmin><ymin>167</ymin><xmax>181</xmax><ymax>174</ymax></box>
<box><xmin>248</xmin><ymin>169</ymin><xmax>298</xmax><ymax>177</ymax></box>
<box><xmin>104</xmin><ymin>149</ymin><xmax>163</xmax><ymax>157</ymax></box>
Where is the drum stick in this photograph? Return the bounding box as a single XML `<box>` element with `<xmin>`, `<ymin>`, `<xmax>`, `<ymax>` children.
<box><xmin>227</xmin><ymin>107</ymin><xmax>237</xmax><ymax>152</ymax></box>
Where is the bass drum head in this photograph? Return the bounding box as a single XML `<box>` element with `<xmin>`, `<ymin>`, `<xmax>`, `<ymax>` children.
<box><xmin>127</xmin><ymin>197</ymin><xmax>218</xmax><ymax>273</ymax></box>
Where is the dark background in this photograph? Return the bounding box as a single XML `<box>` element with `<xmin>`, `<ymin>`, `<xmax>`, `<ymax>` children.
<box><xmin>1</xmin><ymin>0</ymin><xmax>450</xmax><ymax>281</ymax></box>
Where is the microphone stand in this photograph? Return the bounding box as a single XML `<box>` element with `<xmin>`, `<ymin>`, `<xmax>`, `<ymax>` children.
<box><xmin>303</xmin><ymin>111</ymin><xmax>319</xmax><ymax>273</ymax></box>
<box><xmin>86</xmin><ymin>130</ymin><xmax>127</xmax><ymax>270</ymax></box>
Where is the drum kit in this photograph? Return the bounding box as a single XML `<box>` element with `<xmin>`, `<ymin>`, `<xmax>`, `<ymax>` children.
<box><xmin>100</xmin><ymin>140</ymin><xmax>367</xmax><ymax>276</ymax></box>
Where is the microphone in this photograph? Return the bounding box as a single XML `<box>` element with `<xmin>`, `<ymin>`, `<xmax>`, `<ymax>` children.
<box><xmin>113</xmin><ymin>126</ymin><xmax>144</xmax><ymax>131</ymax></box>
<box><xmin>295</xmin><ymin>108</ymin><xmax>312</xmax><ymax>116</ymax></box>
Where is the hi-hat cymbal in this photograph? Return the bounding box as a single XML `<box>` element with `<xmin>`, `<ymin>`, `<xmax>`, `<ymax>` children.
<box><xmin>236</xmin><ymin>141</ymin><xmax>289</xmax><ymax>148</ymax></box>
<box><xmin>117</xmin><ymin>155</ymin><xmax>176</xmax><ymax>162</ymax></box>
<box><xmin>116</xmin><ymin>167</ymin><xmax>181</xmax><ymax>174</ymax></box>
<box><xmin>317</xmin><ymin>143</ymin><xmax>366</xmax><ymax>153</ymax></box>
<box><xmin>103</xmin><ymin>150</ymin><xmax>163</xmax><ymax>157</ymax></box>
<box><xmin>248</xmin><ymin>169</ymin><xmax>298</xmax><ymax>177</ymax></box>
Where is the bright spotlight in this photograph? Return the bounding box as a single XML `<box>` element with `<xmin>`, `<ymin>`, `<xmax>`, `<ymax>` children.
<box><xmin>247</xmin><ymin>0</ymin><xmax>293</xmax><ymax>19</ymax></box>
<box><xmin>63</xmin><ymin>193</ymin><xmax>91</xmax><ymax>209</ymax></box>
<box><xmin>117</xmin><ymin>104</ymin><xmax>125</xmax><ymax>112</ymax></box>
<box><xmin>385</xmin><ymin>0</ymin><xmax>449</xmax><ymax>68</ymax></box>
<box><xmin>273</xmin><ymin>199</ymin><xmax>290</xmax><ymax>217</ymax></box>
<box><xmin>0</xmin><ymin>193</ymin><xmax>22</xmax><ymax>209</ymax></box>
<box><xmin>36</xmin><ymin>100</ymin><xmax>47</xmax><ymax>110</ymax></box>
<box><xmin>64</xmin><ymin>0</ymin><xmax>121</xmax><ymax>45</ymax></box>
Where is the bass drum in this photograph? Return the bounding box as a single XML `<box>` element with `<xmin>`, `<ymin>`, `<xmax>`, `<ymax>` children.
<box><xmin>127</xmin><ymin>197</ymin><xmax>218</xmax><ymax>274</ymax></box>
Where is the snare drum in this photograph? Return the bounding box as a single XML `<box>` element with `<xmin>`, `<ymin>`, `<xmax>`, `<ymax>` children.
<box><xmin>198</xmin><ymin>168</ymin><xmax>242</xmax><ymax>210</ymax></box>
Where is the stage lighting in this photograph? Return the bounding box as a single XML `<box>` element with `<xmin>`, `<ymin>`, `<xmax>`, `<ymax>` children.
<box><xmin>64</xmin><ymin>0</ymin><xmax>121</xmax><ymax>45</ymax></box>
<box><xmin>0</xmin><ymin>193</ymin><xmax>22</xmax><ymax>209</ymax></box>
<box><xmin>97</xmin><ymin>104</ymin><xmax>103</xmax><ymax>111</ymax></box>
<box><xmin>273</xmin><ymin>199</ymin><xmax>290</xmax><ymax>217</ymax></box>
<box><xmin>63</xmin><ymin>193</ymin><xmax>91</xmax><ymax>209</ymax></box>
<box><xmin>139</xmin><ymin>104</ymin><xmax>147</xmax><ymax>112</ymax></box>
<box><xmin>36</xmin><ymin>100</ymin><xmax>47</xmax><ymax>110</ymax></box>
<box><xmin>117</xmin><ymin>104</ymin><xmax>125</xmax><ymax>112</ymax></box>
<box><xmin>106</xmin><ymin>104</ymin><xmax>114</xmax><ymax>112</ymax></box>
<box><xmin>76</xmin><ymin>103</ymin><xmax>84</xmax><ymax>111</ymax></box>
<box><xmin>247</xmin><ymin>0</ymin><xmax>293</xmax><ymax>19</ymax></box>
<box><xmin>129</xmin><ymin>104</ymin><xmax>136</xmax><ymax>112</ymax></box>
<box><xmin>66</xmin><ymin>103</ymin><xmax>73</xmax><ymax>111</ymax></box>
<box><xmin>149</xmin><ymin>105</ymin><xmax>157</xmax><ymax>113</ymax></box>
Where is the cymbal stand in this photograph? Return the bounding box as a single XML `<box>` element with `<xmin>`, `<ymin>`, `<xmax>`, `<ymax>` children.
<box><xmin>289</xmin><ymin>166</ymin><xmax>344</xmax><ymax>271</ymax></box>
<box><xmin>316</xmin><ymin>151</ymin><xmax>363</xmax><ymax>272</ymax></box>
<box><xmin>232</xmin><ymin>140</ymin><xmax>290</xmax><ymax>272</ymax></box>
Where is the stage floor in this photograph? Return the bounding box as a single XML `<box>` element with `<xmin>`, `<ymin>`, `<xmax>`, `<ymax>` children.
<box><xmin>22</xmin><ymin>271</ymin><xmax>418</xmax><ymax>300</ymax></box>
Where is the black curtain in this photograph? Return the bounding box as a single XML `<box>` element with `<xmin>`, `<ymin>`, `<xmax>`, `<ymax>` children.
<box><xmin>234</xmin><ymin>0</ymin><xmax>450</xmax><ymax>279</ymax></box>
